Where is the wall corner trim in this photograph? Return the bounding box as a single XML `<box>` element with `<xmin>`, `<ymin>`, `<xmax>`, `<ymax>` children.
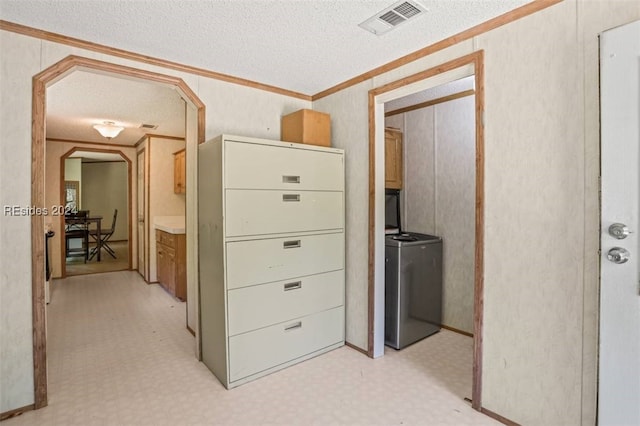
<box><xmin>0</xmin><ymin>404</ymin><xmax>36</xmax><ymax>421</ymax></box>
<box><xmin>0</xmin><ymin>20</ymin><xmax>311</xmax><ymax>101</ymax></box>
<box><xmin>311</xmin><ymin>0</ymin><xmax>562</xmax><ymax>100</ymax></box>
<box><xmin>480</xmin><ymin>407</ymin><xmax>522</xmax><ymax>426</ymax></box>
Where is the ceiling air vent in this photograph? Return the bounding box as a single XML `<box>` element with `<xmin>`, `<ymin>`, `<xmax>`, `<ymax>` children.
<box><xmin>359</xmin><ymin>0</ymin><xmax>427</xmax><ymax>36</ymax></box>
<box><xmin>139</xmin><ymin>123</ymin><xmax>158</xmax><ymax>130</ymax></box>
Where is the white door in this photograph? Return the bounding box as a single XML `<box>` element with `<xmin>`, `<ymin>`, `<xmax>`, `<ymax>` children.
<box><xmin>599</xmin><ymin>20</ymin><xmax>640</xmax><ymax>426</ymax></box>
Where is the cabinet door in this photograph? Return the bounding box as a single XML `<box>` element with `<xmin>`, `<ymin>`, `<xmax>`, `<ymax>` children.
<box><xmin>174</xmin><ymin>150</ymin><xmax>186</xmax><ymax>194</ymax></box>
<box><xmin>165</xmin><ymin>246</ymin><xmax>176</xmax><ymax>294</ymax></box>
<box><xmin>157</xmin><ymin>245</ymin><xmax>167</xmax><ymax>286</ymax></box>
<box><xmin>157</xmin><ymin>243</ymin><xmax>176</xmax><ymax>295</ymax></box>
<box><xmin>174</xmin><ymin>234</ymin><xmax>187</xmax><ymax>301</ymax></box>
<box><xmin>385</xmin><ymin>129</ymin><xmax>403</xmax><ymax>189</ymax></box>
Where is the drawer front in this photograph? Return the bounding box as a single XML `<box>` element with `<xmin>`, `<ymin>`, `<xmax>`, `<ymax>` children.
<box><xmin>225</xmin><ymin>190</ymin><xmax>343</xmax><ymax>237</ymax></box>
<box><xmin>228</xmin><ymin>306</ymin><xmax>344</xmax><ymax>382</ymax></box>
<box><xmin>156</xmin><ymin>230</ymin><xmax>176</xmax><ymax>248</ymax></box>
<box><xmin>157</xmin><ymin>243</ymin><xmax>175</xmax><ymax>258</ymax></box>
<box><xmin>227</xmin><ymin>270</ymin><xmax>344</xmax><ymax>336</ymax></box>
<box><xmin>224</xmin><ymin>140</ymin><xmax>343</xmax><ymax>191</ymax></box>
<box><xmin>226</xmin><ymin>232</ymin><xmax>344</xmax><ymax>289</ymax></box>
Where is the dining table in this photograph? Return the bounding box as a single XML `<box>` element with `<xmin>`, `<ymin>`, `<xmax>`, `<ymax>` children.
<box><xmin>65</xmin><ymin>215</ymin><xmax>103</xmax><ymax>261</ymax></box>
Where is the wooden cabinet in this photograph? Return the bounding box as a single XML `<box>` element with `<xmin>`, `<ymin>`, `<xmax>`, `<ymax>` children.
<box><xmin>156</xmin><ymin>229</ymin><xmax>186</xmax><ymax>300</ymax></box>
<box><xmin>385</xmin><ymin>128</ymin><xmax>403</xmax><ymax>189</ymax></box>
<box><xmin>173</xmin><ymin>149</ymin><xmax>186</xmax><ymax>194</ymax></box>
<box><xmin>199</xmin><ymin>134</ymin><xmax>345</xmax><ymax>389</ymax></box>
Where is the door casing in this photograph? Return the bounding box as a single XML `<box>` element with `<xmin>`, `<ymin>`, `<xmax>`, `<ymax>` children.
<box><xmin>367</xmin><ymin>50</ymin><xmax>485</xmax><ymax>409</ymax></box>
<box><xmin>59</xmin><ymin>147</ymin><xmax>133</xmax><ymax>278</ymax></box>
<box><xmin>31</xmin><ymin>55</ymin><xmax>205</xmax><ymax>408</ymax></box>
<box><xmin>136</xmin><ymin>148</ymin><xmax>146</xmax><ymax>279</ymax></box>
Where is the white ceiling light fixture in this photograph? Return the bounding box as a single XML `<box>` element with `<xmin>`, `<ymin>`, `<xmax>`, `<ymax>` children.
<box><xmin>93</xmin><ymin>121</ymin><xmax>124</xmax><ymax>139</ymax></box>
<box><xmin>359</xmin><ymin>0</ymin><xmax>427</xmax><ymax>36</ymax></box>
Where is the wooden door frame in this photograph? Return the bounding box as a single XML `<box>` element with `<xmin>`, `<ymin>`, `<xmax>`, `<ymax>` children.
<box><xmin>59</xmin><ymin>147</ymin><xmax>133</xmax><ymax>278</ymax></box>
<box><xmin>31</xmin><ymin>55</ymin><xmax>205</xmax><ymax>408</ymax></box>
<box><xmin>367</xmin><ymin>51</ymin><xmax>485</xmax><ymax>409</ymax></box>
<box><xmin>136</xmin><ymin>148</ymin><xmax>147</xmax><ymax>280</ymax></box>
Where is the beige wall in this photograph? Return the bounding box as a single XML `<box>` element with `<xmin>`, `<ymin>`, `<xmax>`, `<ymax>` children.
<box><xmin>313</xmin><ymin>80</ymin><xmax>373</xmax><ymax>350</ymax></box>
<box><xmin>475</xmin><ymin>3</ymin><xmax>583</xmax><ymax>423</ymax></box>
<box><xmin>2</xmin><ymin>1</ymin><xmax>638</xmax><ymax>420</ymax></box>
<box><xmin>315</xmin><ymin>1</ymin><xmax>640</xmax><ymax>424</ymax></box>
<box><xmin>44</xmin><ymin>142</ymin><xmax>137</xmax><ymax>280</ymax></box>
<box><xmin>385</xmin><ymin>95</ymin><xmax>476</xmax><ymax>334</ymax></box>
<box><xmin>0</xmin><ymin>31</ymin><xmax>40</xmax><ymax>414</ymax></box>
<box><xmin>81</xmin><ymin>161</ymin><xmax>129</xmax><ymax>241</ymax></box>
<box><xmin>0</xmin><ymin>29</ymin><xmax>311</xmax><ymax>412</ymax></box>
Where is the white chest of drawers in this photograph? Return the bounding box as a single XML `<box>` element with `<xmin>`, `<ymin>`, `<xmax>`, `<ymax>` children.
<box><xmin>198</xmin><ymin>134</ymin><xmax>345</xmax><ymax>389</ymax></box>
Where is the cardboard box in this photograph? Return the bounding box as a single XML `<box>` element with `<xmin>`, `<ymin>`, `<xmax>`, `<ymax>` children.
<box><xmin>281</xmin><ymin>109</ymin><xmax>331</xmax><ymax>147</ymax></box>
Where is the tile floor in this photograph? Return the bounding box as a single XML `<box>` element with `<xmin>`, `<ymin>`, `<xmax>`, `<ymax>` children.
<box><xmin>7</xmin><ymin>271</ymin><xmax>498</xmax><ymax>426</ymax></box>
<box><xmin>65</xmin><ymin>241</ymin><xmax>129</xmax><ymax>276</ymax></box>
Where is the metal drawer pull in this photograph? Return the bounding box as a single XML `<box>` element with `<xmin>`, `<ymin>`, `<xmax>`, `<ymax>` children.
<box><xmin>284</xmin><ymin>281</ymin><xmax>302</xmax><ymax>291</ymax></box>
<box><xmin>283</xmin><ymin>240</ymin><xmax>301</xmax><ymax>249</ymax></box>
<box><xmin>282</xmin><ymin>175</ymin><xmax>300</xmax><ymax>184</ymax></box>
<box><xmin>284</xmin><ymin>321</ymin><xmax>302</xmax><ymax>331</ymax></box>
<box><xmin>282</xmin><ymin>194</ymin><xmax>300</xmax><ymax>202</ymax></box>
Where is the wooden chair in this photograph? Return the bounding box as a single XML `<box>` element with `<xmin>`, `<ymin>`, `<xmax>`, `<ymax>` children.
<box><xmin>89</xmin><ymin>209</ymin><xmax>118</xmax><ymax>260</ymax></box>
<box><xmin>65</xmin><ymin>211</ymin><xmax>90</xmax><ymax>263</ymax></box>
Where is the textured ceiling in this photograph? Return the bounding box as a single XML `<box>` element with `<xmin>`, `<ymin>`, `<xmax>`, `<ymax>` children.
<box><xmin>2</xmin><ymin>0</ymin><xmax>533</xmax><ymax>95</ymax></box>
<box><xmin>9</xmin><ymin>0</ymin><xmax>532</xmax><ymax>144</ymax></box>
<box><xmin>385</xmin><ymin>75</ymin><xmax>475</xmax><ymax>112</ymax></box>
<box><xmin>46</xmin><ymin>71</ymin><xmax>186</xmax><ymax>146</ymax></box>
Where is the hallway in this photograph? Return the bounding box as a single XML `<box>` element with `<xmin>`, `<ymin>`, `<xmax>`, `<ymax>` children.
<box><xmin>7</xmin><ymin>271</ymin><xmax>497</xmax><ymax>425</ymax></box>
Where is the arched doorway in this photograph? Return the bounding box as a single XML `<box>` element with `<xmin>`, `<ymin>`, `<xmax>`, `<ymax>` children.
<box><xmin>58</xmin><ymin>147</ymin><xmax>133</xmax><ymax>277</ymax></box>
<box><xmin>31</xmin><ymin>55</ymin><xmax>205</xmax><ymax>408</ymax></box>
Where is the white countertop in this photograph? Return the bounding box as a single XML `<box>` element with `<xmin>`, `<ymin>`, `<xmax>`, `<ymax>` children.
<box><xmin>154</xmin><ymin>216</ymin><xmax>185</xmax><ymax>234</ymax></box>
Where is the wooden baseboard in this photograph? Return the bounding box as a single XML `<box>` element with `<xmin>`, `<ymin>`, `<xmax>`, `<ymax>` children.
<box><xmin>186</xmin><ymin>325</ymin><xmax>195</xmax><ymax>336</ymax></box>
<box><xmin>345</xmin><ymin>341</ymin><xmax>369</xmax><ymax>356</ymax></box>
<box><xmin>441</xmin><ymin>324</ymin><xmax>474</xmax><ymax>338</ymax></box>
<box><xmin>0</xmin><ymin>404</ymin><xmax>35</xmax><ymax>421</ymax></box>
<box><xmin>480</xmin><ymin>407</ymin><xmax>521</xmax><ymax>426</ymax></box>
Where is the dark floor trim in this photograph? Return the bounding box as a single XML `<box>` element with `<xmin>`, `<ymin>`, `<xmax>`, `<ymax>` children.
<box><xmin>345</xmin><ymin>341</ymin><xmax>369</xmax><ymax>356</ymax></box>
<box><xmin>441</xmin><ymin>324</ymin><xmax>474</xmax><ymax>338</ymax></box>
<box><xmin>480</xmin><ymin>407</ymin><xmax>521</xmax><ymax>426</ymax></box>
<box><xmin>0</xmin><ymin>404</ymin><xmax>35</xmax><ymax>421</ymax></box>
